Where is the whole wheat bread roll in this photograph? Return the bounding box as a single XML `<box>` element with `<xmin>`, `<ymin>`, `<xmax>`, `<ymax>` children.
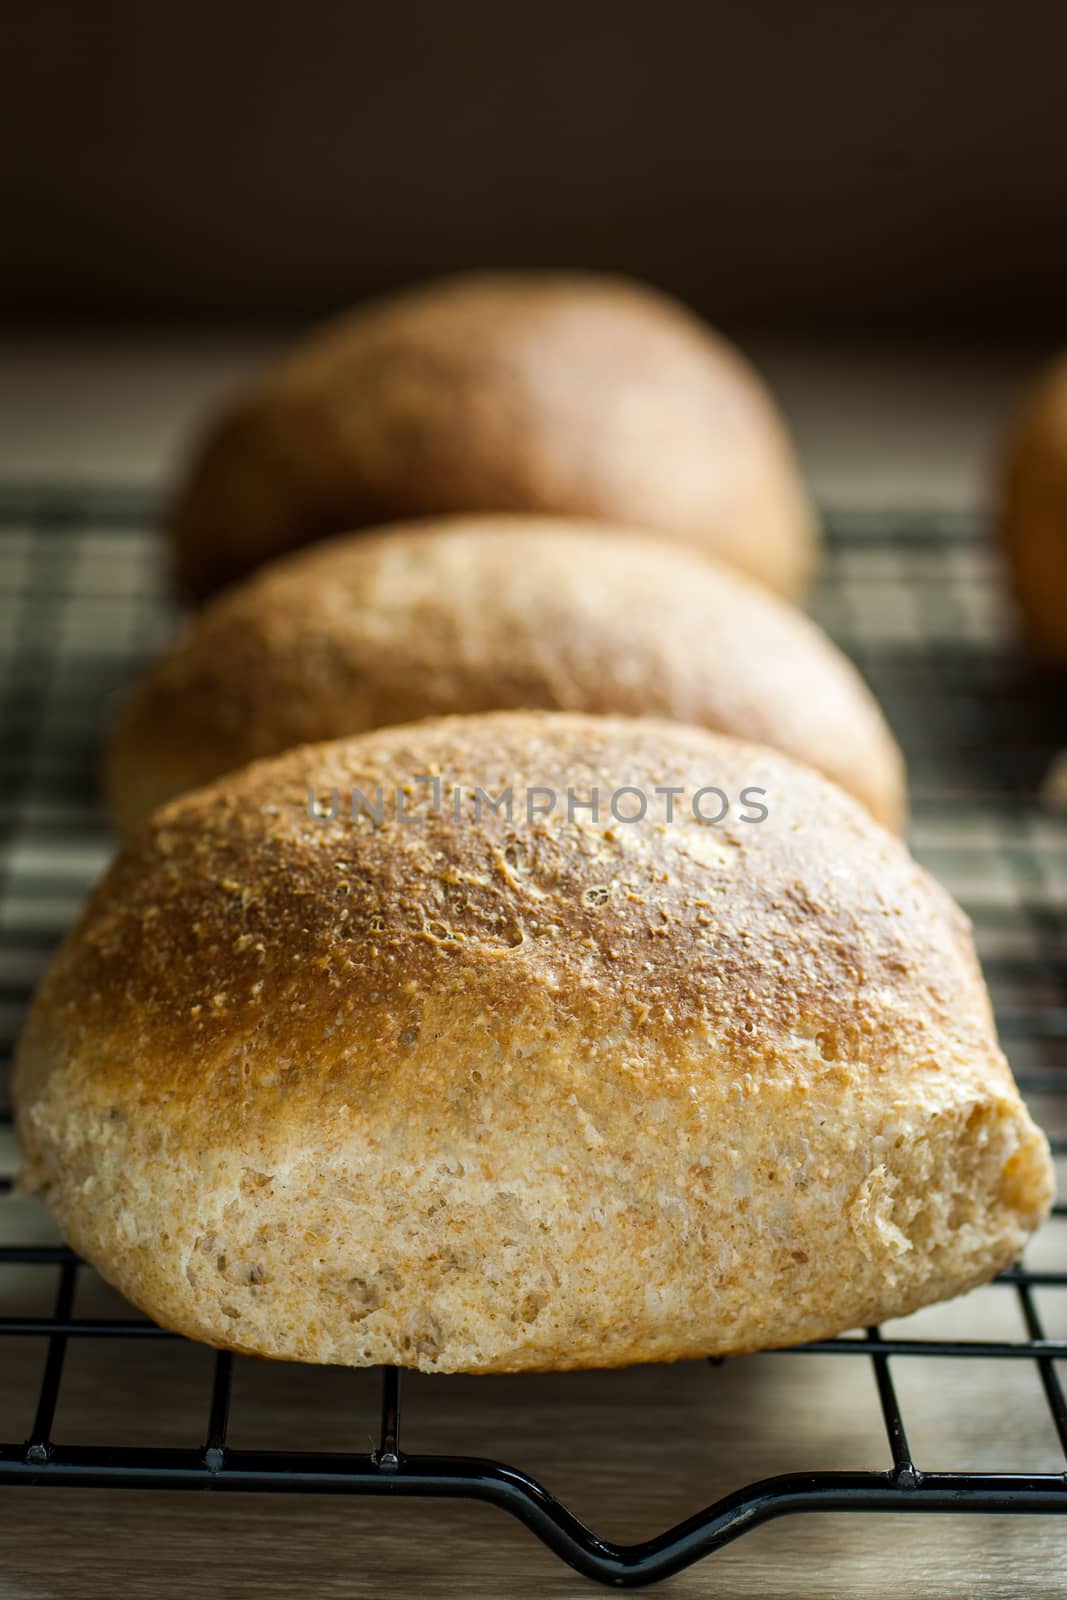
<box><xmin>168</xmin><ymin>272</ymin><xmax>817</xmax><ymax>600</ymax></box>
<box><xmin>1000</xmin><ymin>354</ymin><xmax>1067</xmax><ymax>663</ymax></box>
<box><xmin>109</xmin><ymin>517</ymin><xmax>903</xmax><ymax>834</ymax></box>
<box><xmin>17</xmin><ymin>713</ymin><xmax>1052</xmax><ymax>1372</ymax></box>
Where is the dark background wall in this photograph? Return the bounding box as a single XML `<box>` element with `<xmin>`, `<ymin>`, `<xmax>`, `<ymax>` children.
<box><xmin>5</xmin><ymin>0</ymin><xmax>1067</xmax><ymax>335</ymax></box>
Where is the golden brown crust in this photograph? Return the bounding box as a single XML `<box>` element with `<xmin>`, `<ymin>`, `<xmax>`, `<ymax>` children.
<box><xmin>17</xmin><ymin>713</ymin><xmax>1052</xmax><ymax>1371</ymax></box>
<box><xmin>1000</xmin><ymin>354</ymin><xmax>1067</xmax><ymax>663</ymax></box>
<box><xmin>167</xmin><ymin>272</ymin><xmax>818</xmax><ymax>600</ymax></box>
<box><xmin>109</xmin><ymin>517</ymin><xmax>904</xmax><ymax>835</ymax></box>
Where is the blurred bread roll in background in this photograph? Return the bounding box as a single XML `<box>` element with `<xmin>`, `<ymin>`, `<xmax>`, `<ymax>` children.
<box><xmin>109</xmin><ymin>517</ymin><xmax>904</xmax><ymax>835</ymax></box>
<box><xmin>19</xmin><ymin>713</ymin><xmax>1051</xmax><ymax>1372</ymax></box>
<box><xmin>168</xmin><ymin>272</ymin><xmax>817</xmax><ymax>600</ymax></box>
<box><xmin>1001</xmin><ymin>353</ymin><xmax>1067</xmax><ymax>663</ymax></box>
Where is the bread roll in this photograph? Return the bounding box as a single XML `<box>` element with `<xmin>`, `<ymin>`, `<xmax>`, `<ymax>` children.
<box><xmin>109</xmin><ymin>517</ymin><xmax>903</xmax><ymax>835</ymax></box>
<box><xmin>17</xmin><ymin>713</ymin><xmax>1052</xmax><ymax>1372</ymax></box>
<box><xmin>1001</xmin><ymin>354</ymin><xmax>1067</xmax><ymax>663</ymax></box>
<box><xmin>168</xmin><ymin>272</ymin><xmax>817</xmax><ymax>600</ymax></box>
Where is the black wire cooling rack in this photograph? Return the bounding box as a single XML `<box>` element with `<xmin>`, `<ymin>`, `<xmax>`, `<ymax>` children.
<box><xmin>0</xmin><ymin>487</ymin><xmax>1065</xmax><ymax>1587</ymax></box>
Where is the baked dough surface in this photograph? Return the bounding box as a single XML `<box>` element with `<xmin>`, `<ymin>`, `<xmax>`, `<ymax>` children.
<box><xmin>110</xmin><ymin>518</ymin><xmax>904</xmax><ymax>834</ymax></box>
<box><xmin>168</xmin><ymin>273</ymin><xmax>817</xmax><ymax>599</ymax></box>
<box><xmin>1001</xmin><ymin>353</ymin><xmax>1067</xmax><ymax>663</ymax></box>
<box><xmin>17</xmin><ymin>713</ymin><xmax>1052</xmax><ymax>1370</ymax></box>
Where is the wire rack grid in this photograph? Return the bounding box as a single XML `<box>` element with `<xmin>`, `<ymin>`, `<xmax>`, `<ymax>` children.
<box><xmin>0</xmin><ymin>487</ymin><xmax>1064</xmax><ymax>1587</ymax></box>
